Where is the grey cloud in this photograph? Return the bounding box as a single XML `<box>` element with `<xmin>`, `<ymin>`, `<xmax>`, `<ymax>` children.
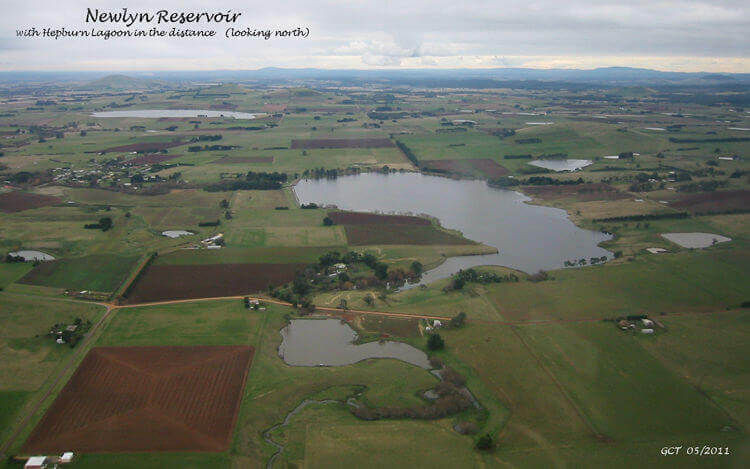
<box><xmin>0</xmin><ymin>0</ymin><xmax>748</xmax><ymax>71</ymax></box>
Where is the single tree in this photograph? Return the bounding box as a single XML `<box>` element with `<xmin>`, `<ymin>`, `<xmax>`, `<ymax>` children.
<box><xmin>427</xmin><ymin>334</ymin><xmax>445</xmax><ymax>351</ymax></box>
<box><xmin>476</xmin><ymin>434</ymin><xmax>493</xmax><ymax>450</ymax></box>
<box><xmin>451</xmin><ymin>312</ymin><xmax>467</xmax><ymax>328</ymax></box>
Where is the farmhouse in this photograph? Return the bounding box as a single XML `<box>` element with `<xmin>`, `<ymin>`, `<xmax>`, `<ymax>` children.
<box><xmin>642</xmin><ymin>318</ymin><xmax>654</xmax><ymax>327</ymax></box>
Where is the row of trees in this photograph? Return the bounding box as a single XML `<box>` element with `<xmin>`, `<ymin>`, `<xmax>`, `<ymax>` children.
<box><xmin>84</xmin><ymin>216</ymin><xmax>113</xmax><ymax>231</ymax></box>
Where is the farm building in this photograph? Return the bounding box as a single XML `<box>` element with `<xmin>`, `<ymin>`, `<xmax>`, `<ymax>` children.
<box><xmin>60</xmin><ymin>452</ymin><xmax>74</xmax><ymax>463</ymax></box>
<box><xmin>201</xmin><ymin>233</ymin><xmax>224</xmax><ymax>247</ymax></box>
<box><xmin>642</xmin><ymin>318</ymin><xmax>654</xmax><ymax>327</ymax></box>
<box><xmin>24</xmin><ymin>456</ymin><xmax>46</xmax><ymax>469</ymax></box>
<box><xmin>641</xmin><ymin>328</ymin><xmax>655</xmax><ymax>335</ymax></box>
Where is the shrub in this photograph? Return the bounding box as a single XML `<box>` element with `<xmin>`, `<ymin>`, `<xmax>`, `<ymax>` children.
<box><xmin>476</xmin><ymin>434</ymin><xmax>494</xmax><ymax>450</ymax></box>
<box><xmin>427</xmin><ymin>334</ymin><xmax>445</xmax><ymax>351</ymax></box>
<box><xmin>527</xmin><ymin>270</ymin><xmax>549</xmax><ymax>282</ymax></box>
<box><xmin>450</xmin><ymin>312</ymin><xmax>467</xmax><ymax>328</ymax></box>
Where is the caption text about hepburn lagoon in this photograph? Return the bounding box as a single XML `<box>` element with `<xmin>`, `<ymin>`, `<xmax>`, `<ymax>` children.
<box><xmin>16</xmin><ymin>8</ymin><xmax>310</xmax><ymax>40</ymax></box>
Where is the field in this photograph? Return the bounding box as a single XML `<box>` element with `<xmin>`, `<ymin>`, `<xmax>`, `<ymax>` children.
<box><xmin>343</xmin><ymin>224</ymin><xmax>475</xmax><ymax>245</ymax></box>
<box><xmin>0</xmin><ymin>293</ymin><xmax>105</xmax><ymax>446</ymax></box>
<box><xmin>18</xmin><ymin>255</ymin><xmax>139</xmax><ymax>293</ymax></box>
<box><xmin>0</xmin><ymin>191</ymin><xmax>60</xmax><ymax>213</ymax></box>
<box><xmin>522</xmin><ymin>183</ymin><xmax>629</xmax><ymax>201</ymax></box>
<box><xmin>328</xmin><ymin>211</ymin><xmax>430</xmax><ymax>226</ymax></box>
<box><xmin>328</xmin><ymin>210</ymin><xmax>476</xmax><ymax>245</ymax></box>
<box><xmin>125</xmin><ymin>263</ymin><xmax>306</xmax><ymax>303</ymax></box>
<box><xmin>125</xmin><ymin>153</ymin><xmax>182</xmax><ymax>165</ymax></box>
<box><xmin>22</xmin><ymin>345</ymin><xmax>253</xmax><ymax>453</ymax></box>
<box><xmin>671</xmin><ymin>190</ymin><xmax>750</xmax><ymax>214</ymax></box>
<box><xmin>99</xmin><ymin>141</ymin><xmax>186</xmax><ymax>153</ymax></box>
<box><xmin>291</xmin><ymin>138</ymin><xmax>395</xmax><ymax>149</ymax></box>
<box><xmin>210</xmin><ymin>156</ymin><xmax>274</xmax><ymax>164</ymax></box>
<box><xmin>421</xmin><ymin>158</ymin><xmax>509</xmax><ymax>178</ymax></box>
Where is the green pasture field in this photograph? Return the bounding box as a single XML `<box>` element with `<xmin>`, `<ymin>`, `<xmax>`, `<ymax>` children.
<box><xmin>16</xmin><ymin>254</ymin><xmax>139</xmax><ymax>293</ymax></box>
<box><xmin>375</xmin><ymin>247</ymin><xmax>750</xmax><ymax>322</ymax></box>
<box><xmin>0</xmin><ymin>293</ymin><xmax>105</xmax><ymax>445</ymax></box>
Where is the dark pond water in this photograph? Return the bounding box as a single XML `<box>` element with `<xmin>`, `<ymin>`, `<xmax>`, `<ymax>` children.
<box><xmin>278</xmin><ymin>319</ymin><xmax>430</xmax><ymax>368</ymax></box>
<box><xmin>294</xmin><ymin>172</ymin><xmax>612</xmax><ymax>282</ymax></box>
<box><xmin>92</xmin><ymin>109</ymin><xmax>262</xmax><ymax>119</ymax></box>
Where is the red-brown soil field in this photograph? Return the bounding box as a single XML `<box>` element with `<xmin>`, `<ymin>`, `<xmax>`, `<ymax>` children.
<box><xmin>262</xmin><ymin>103</ymin><xmax>287</xmax><ymax>112</ymax></box>
<box><xmin>342</xmin><ymin>224</ymin><xmax>475</xmax><ymax>245</ymax></box>
<box><xmin>421</xmin><ymin>158</ymin><xmax>509</xmax><ymax>178</ymax></box>
<box><xmin>210</xmin><ymin>156</ymin><xmax>274</xmax><ymax>164</ymax></box>
<box><xmin>23</xmin><ymin>346</ymin><xmax>254</xmax><ymax>453</ymax></box>
<box><xmin>99</xmin><ymin>141</ymin><xmax>186</xmax><ymax>153</ymax></box>
<box><xmin>290</xmin><ymin>138</ymin><xmax>395</xmax><ymax>149</ymax></box>
<box><xmin>522</xmin><ymin>183</ymin><xmax>630</xmax><ymax>201</ymax></box>
<box><xmin>328</xmin><ymin>211</ymin><xmax>431</xmax><ymax>226</ymax></box>
<box><xmin>126</xmin><ymin>153</ymin><xmax>182</xmax><ymax>165</ymax></box>
<box><xmin>328</xmin><ymin>211</ymin><xmax>473</xmax><ymax>245</ymax></box>
<box><xmin>670</xmin><ymin>190</ymin><xmax>750</xmax><ymax>213</ymax></box>
<box><xmin>0</xmin><ymin>191</ymin><xmax>60</xmax><ymax>212</ymax></box>
<box><xmin>125</xmin><ymin>263</ymin><xmax>306</xmax><ymax>303</ymax></box>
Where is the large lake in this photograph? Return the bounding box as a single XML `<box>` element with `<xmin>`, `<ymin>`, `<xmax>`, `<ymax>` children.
<box><xmin>92</xmin><ymin>109</ymin><xmax>262</xmax><ymax>119</ymax></box>
<box><xmin>294</xmin><ymin>172</ymin><xmax>612</xmax><ymax>282</ymax></box>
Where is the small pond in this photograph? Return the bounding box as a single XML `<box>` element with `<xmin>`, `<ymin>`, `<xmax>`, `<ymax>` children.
<box><xmin>161</xmin><ymin>230</ymin><xmax>194</xmax><ymax>238</ymax></box>
<box><xmin>92</xmin><ymin>109</ymin><xmax>262</xmax><ymax>119</ymax></box>
<box><xmin>278</xmin><ymin>319</ymin><xmax>430</xmax><ymax>369</ymax></box>
<box><xmin>528</xmin><ymin>159</ymin><xmax>593</xmax><ymax>172</ymax></box>
<box><xmin>661</xmin><ymin>232</ymin><xmax>731</xmax><ymax>249</ymax></box>
<box><xmin>8</xmin><ymin>250</ymin><xmax>55</xmax><ymax>261</ymax></box>
<box><xmin>294</xmin><ymin>172</ymin><xmax>611</xmax><ymax>282</ymax></box>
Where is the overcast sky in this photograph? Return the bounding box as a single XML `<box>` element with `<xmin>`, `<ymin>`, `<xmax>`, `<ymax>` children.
<box><xmin>1</xmin><ymin>0</ymin><xmax>748</xmax><ymax>72</ymax></box>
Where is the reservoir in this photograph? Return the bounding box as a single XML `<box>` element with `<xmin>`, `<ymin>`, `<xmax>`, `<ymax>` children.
<box><xmin>294</xmin><ymin>172</ymin><xmax>612</xmax><ymax>282</ymax></box>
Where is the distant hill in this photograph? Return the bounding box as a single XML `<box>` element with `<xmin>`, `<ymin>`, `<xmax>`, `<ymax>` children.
<box><xmin>1</xmin><ymin>67</ymin><xmax>749</xmax><ymax>89</ymax></box>
<box><xmin>81</xmin><ymin>74</ymin><xmax>170</xmax><ymax>90</ymax></box>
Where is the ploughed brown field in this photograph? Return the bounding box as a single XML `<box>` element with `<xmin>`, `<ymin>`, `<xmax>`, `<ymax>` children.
<box><xmin>126</xmin><ymin>153</ymin><xmax>183</xmax><ymax>165</ymax></box>
<box><xmin>99</xmin><ymin>141</ymin><xmax>186</xmax><ymax>153</ymax></box>
<box><xmin>421</xmin><ymin>158</ymin><xmax>509</xmax><ymax>178</ymax></box>
<box><xmin>0</xmin><ymin>191</ymin><xmax>60</xmax><ymax>212</ymax></box>
<box><xmin>23</xmin><ymin>346</ymin><xmax>254</xmax><ymax>453</ymax></box>
<box><xmin>210</xmin><ymin>156</ymin><xmax>274</xmax><ymax>164</ymax></box>
<box><xmin>328</xmin><ymin>211</ymin><xmax>472</xmax><ymax>245</ymax></box>
<box><xmin>125</xmin><ymin>263</ymin><xmax>305</xmax><ymax>303</ymax></box>
<box><xmin>262</xmin><ymin>103</ymin><xmax>287</xmax><ymax>112</ymax></box>
<box><xmin>343</xmin><ymin>224</ymin><xmax>474</xmax><ymax>245</ymax></box>
<box><xmin>328</xmin><ymin>211</ymin><xmax>430</xmax><ymax>226</ymax></box>
<box><xmin>521</xmin><ymin>183</ymin><xmax>630</xmax><ymax>201</ymax></box>
<box><xmin>290</xmin><ymin>138</ymin><xmax>395</xmax><ymax>149</ymax></box>
<box><xmin>670</xmin><ymin>190</ymin><xmax>750</xmax><ymax>213</ymax></box>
